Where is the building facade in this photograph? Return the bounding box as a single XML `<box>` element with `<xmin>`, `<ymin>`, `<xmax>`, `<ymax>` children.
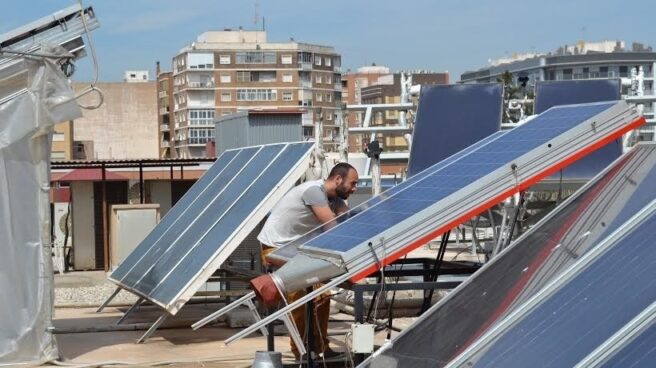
<box><xmin>161</xmin><ymin>30</ymin><xmax>342</xmax><ymax>158</ymax></box>
<box><xmin>72</xmin><ymin>81</ymin><xmax>159</xmax><ymax>159</ymax></box>
<box><xmin>460</xmin><ymin>40</ymin><xmax>656</xmax><ymax>139</ymax></box>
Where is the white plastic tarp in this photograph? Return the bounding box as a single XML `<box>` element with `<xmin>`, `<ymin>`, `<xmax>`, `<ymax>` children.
<box><xmin>0</xmin><ymin>47</ymin><xmax>82</xmax><ymax>366</ymax></box>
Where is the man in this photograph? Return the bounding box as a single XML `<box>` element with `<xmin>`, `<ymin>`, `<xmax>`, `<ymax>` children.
<box><xmin>257</xmin><ymin>162</ymin><xmax>358</xmax><ymax>361</ymax></box>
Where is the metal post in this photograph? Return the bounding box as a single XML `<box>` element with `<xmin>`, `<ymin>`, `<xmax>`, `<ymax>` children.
<box><xmin>116</xmin><ymin>297</ymin><xmax>143</xmax><ymax>325</ymax></box>
<box><xmin>101</xmin><ymin>163</ymin><xmax>109</xmax><ymax>271</ymax></box>
<box><xmin>96</xmin><ymin>286</ymin><xmax>121</xmax><ymax>313</ymax></box>
<box><xmin>137</xmin><ymin>313</ymin><xmax>168</xmax><ymax>344</ymax></box>
<box><xmin>305</xmin><ymin>286</ymin><xmax>314</xmax><ymax>367</ymax></box>
<box><xmin>139</xmin><ymin>163</ymin><xmax>144</xmax><ymax>204</ymax></box>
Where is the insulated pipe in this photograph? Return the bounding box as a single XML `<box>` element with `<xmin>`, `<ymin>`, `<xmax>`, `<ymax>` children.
<box><xmin>250</xmin><ymin>253</ymin><xmax>345</xmax><ymax>306</ymax></box>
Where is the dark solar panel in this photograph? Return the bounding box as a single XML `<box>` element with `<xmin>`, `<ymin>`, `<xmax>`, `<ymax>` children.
<box><xmin>601</xmin><ymin>320</ymin><xmax>656</xmax><ymax>368</ymax></box>
<box><xmin>362</xmin><ymin>144</ymin><xmax>656</xmax><ymax>368</ymax></box>
<box><xmin>463</xmin><ymin>209</ymin><xmax>656</xmax><ymax>367</ymax></box>
<box><xmin>408</xmin><ymin>83</ymin><xmax>503</xmax><ymax>177</ymax></box>
<box><xmin>303</xmin><ymin>102</ymin><xmax>615</xmax><ymax>253</ymax></box>
<box><xmin>535</xmin><ymin>79</ymin><xmax>622</xmax><ymax>181</ymax></box>
<box><xmin>109</xmin><ymin>142</ymin><xmax>314</xmax><ymax>311</ymax></box>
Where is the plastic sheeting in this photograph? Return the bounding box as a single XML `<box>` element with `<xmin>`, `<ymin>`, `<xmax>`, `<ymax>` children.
<box><xmin>0</xmin><ymin>48</ymin><xmax>82</xmax><ymax>365</ymax></box>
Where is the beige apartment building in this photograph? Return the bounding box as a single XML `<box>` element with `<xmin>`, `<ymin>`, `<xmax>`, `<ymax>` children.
<box><xmin>159</xmin><ymin>30</ymin><xmax>342</xmax><ymax>158</ymax></box>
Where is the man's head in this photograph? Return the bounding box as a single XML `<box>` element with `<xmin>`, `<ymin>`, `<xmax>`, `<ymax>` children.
<box><xmin>327</xmin><ymin>162</ymin><xmax>358</xmax><ymax>200</ymax></box>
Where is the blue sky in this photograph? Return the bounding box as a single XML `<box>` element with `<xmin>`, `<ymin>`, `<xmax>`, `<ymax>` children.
<box><xmin>2</xmin><ymin>0</ymin><xmax>654</xmax><ymax>82</ymax></box>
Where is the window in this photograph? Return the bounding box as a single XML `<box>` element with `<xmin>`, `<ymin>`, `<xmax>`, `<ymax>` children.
<box><xmin>236</xmin><ymin>89</ymin><xmax>278</xmax><ymax>101</ymax></box>
<box><xmin>219</xmin><ymin>55</ymin><xmax>231</xmax><ymax>65</ymax></box>
<box><xmin>221</xmin><ymin>92</ymin><xmax>231</xmax><ymax>102</ymax></box>
<box><xmin>316</xmin><ymin>93</ymin><xmax>323</xmax><ymax>102</ymax></box>
<box><xmin>281</xmin><ymin>54</ymin><xmax>292</xmax><ymax>64</ymax></box>
<box><xmin>237</xmin><ymin>71</ymin><xmax>276</xmax><ymax>82</ymax></box>
<box><xmin>327</xmin><ymin>93</ymin><xmax>333</xmax><ymax>102</ymax></box>
<box><xmin>188</xmin><ymin>109</ymin><xmax>215</xmax><ymax>126</ymax></box>
<box><xmin>236</xmin><ymin>52</ymin><xmax>277</xmax><ymax>64</ymax></box>
<box><xmin>282</xmin><ymin>73</ymin><xmax>293</xmax><ymax>83</ymax></box>
<box><xmin>188</xmin><ymin>53</ymin><xmax>214</xmax><ymax>69</ymax></box>
<box><xmin>53</xmin><ymin>133</ymin><xmax>65</xmax><ymax>142</ymax></box>
<box><xmin>220</xmin><ymin>73</ymin><xmax>231</xmax><ymax>83</ymax></box>
<box><xmin>303</xmin><ymin>126</ymin><xmax>314</xmax><ymax>137</ymax></box>
<box><xmin>237</xmin><ymin>71</ymin><xmax>250</xmax><ymax>82</ymax></box>
<box><xmin>315</xmin><ymin>55</ymin><xmax>322</xmax><ymax>66</ymax></box>
<box><xmin>315</xmin><ymin>74</ymin><xmax>322</xmax><ymax>83</ymax></box>
<box><xmin>298</xmin><ymin>52</ymin><xmax>312</xmax><ymax>64</ymax></box>
<box><xmin>221</xmin><ymin>111</ymin><xmax>233</xmax><ymax>116</ymax></box>
<box><xmin>326</xmin><ymin>112</ymin><xmax>333</xmax><ymax>120</ymax></box>
<box><xmin>51</xmin><ymin>151</ymin><xmax>65</xmax><ymax>160</ymax></box>
<box><xmin>283</xmin><ymin>91</ymin><xmax>293</xmax><ymax>101</ymax></box>
<box><xmin>326</xmin><ymin>75</ymin><xmax>332</xmax><ymax>84</ymax></box>
<box><xmin>324</xmin><ymin>57</ymin><xmax>332</xmax><ymax>67</ymax></box>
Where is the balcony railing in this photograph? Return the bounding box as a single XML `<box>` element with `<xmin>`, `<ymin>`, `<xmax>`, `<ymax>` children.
<box><xmin>160</xmin><ymin>141</ymin><xmax>170</xmax><ymax>148</ymax></box>
<box><xmin>334</xmin><ymin>83</ymin><xmax>342</xmax><ymax>91</ymax></box>
<box><xmin>299</xmin><ymin>62</ymin><xmax>313</xmax><ymax>71</ymax></box>
<box><xmin>160</xmin><ymin>124</ymin><xmax>170</xmax><ymax>131</ymax></box>
<box><xmin>158</xmin><ymin>91</ymin><xmax>167</xmax><ymax>98</ymax></box>
<box><xmin>159</xmin><ymin>107</ymin><xmax>169</xmax><ymax>115</ymax></box>
<box><xmin>188</xmin><ymin>81</ymin><xmax>215</xmax><ymax>88</ymax></box>
<box><xmin>333</xmin><ymin>66</ymin><xmax>341</xmax><ymax>73</ymax></box>
<box><xmin>300</xmin><ymin>80</ymin><xmax>312</xmax><ymax>89</ymax></box>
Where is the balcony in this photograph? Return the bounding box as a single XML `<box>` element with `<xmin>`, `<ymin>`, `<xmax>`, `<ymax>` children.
<box><xmin>334</xmin><ymin>66</ymin><xmax>341</xmax><ymax>73</ymax></box>
<box><xmin>159</xmin><ymin>107</ymin><xmax>170</xmax><ymax>115</ymax></box>
<box><xmin>299</xmin><ymin>62</ymin><xmax>313</xmax><ymax>71</ymax></box>
<box><xmin>188</xmin><ymin>81</ymin><xmax>215</xmax><ymax>89</ymax></box>
<box><xmin>160</xmin><ymin>124</ymin><xmax>170</xmax><ymax>131</ymax></box>
<box><xmin>334</xmin><ymin>83</ymin><xmax>342</xmax><ymax>91</ymax></box>
<box><xmin>160</xmin><ymin>141</ymin><xmax>170</xmax><ymax>148</ymax></box>
<box><xmin>158</xmin><ymin>91</ymin><xmax>167</xmax><ymax>98</ymax></box>
<box><xmin>300</xmin><ymin>80</ymin><xmax>312</xmax><ymax>89</ymax></box>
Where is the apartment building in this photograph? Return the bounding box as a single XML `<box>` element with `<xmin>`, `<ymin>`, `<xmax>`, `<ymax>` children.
<box><xmin>460</xmin><ymin>40</ymin><xmax>656</xmax><ymax>139</ymax></box>
<box><xmin>157</xmin><ymin>62</ymin><xmax>175</xmax><ymax>158</ymax></box>
<box><xmin>163</xmin><ymin>30</ymin><xmax>342</xmax><ymax>158</ymax></box>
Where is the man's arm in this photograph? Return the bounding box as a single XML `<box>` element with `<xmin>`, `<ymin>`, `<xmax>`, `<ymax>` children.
<box><xmin>310</xmin><ymin>205</ymin><xmax>337</xmax><ymax>226</ymax></box>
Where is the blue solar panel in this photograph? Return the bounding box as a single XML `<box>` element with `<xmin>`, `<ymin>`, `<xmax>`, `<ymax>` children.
<box><xmin>465</xmin><ymin>211</ymin><xmax>656</xmax><ymax>368</ymax></box>
<box><xmin>110</xmin><ymin>142</ymin><xmax>314</xmax><ymax>310</ymax></box>
<box><xmin>270</xmin><ymin>132</ymin><xmax>507</xmax><ymax>262</ymax></box>
<box><xmin>302</xmin><ymin>102</ymin><xmax>615</xmax><ymax>253</ymax></box>
<box><xmin>535</xmin><ymin>80</ymin><xmax>622</xmax><ymax>181</ymax></box>
<box><xmin>601</xmin><ymin>321</ymin><xmax>656</xmax><ymax>368</ymax></box>
<box><xmin>408</xmin><ymin>84</ymin><xmax>503</xmax><ymax>177</ymax></box>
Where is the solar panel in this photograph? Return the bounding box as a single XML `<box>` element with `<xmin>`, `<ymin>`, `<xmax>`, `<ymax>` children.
<box><xmin>407</xmin><ymin>84</ymin><xmax>503</xmax><ymax>177</ymax></box>
<box><xmin>535</xmin><ymin>80</ymin><xmax>622</xmax><ymax>181</ymax></box>
<box><xmin>361</xmin><ymin>143</ymin><xmax>656</xmax><ymax>367</ymax></box>
<box><xmin>294</xmin><ymin>102</ymin><xmax>641</xmax><ymax>284</ymax></box>
<box><xmin>448</xmin><ymin>200</ymin><xmax>656</xmax><ymax>368</ymax></box>
<box><xmin>269</xmin><ymin>131</ymin><xmax>508</xmax><ymax>263</ymax></box>
<box><xmin>109</xmin><ymin>142</ymin><xmax>314</xmax><ymax>313</ymax></box>
<box><xmin>599</xmin><ymin>315</ymin><xmax>656</xmax><ymax>368</ymax></box>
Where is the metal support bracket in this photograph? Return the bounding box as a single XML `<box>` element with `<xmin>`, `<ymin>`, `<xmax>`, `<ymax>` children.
<box><xmin>116</xmin><ymin>297</ymin><xmax>143</xmax><ymax>325</ymax></box>
<box><xmin>136</xmin><ymin>313</ymin><xmax>168</xmax><ymax>344</ymax></box>
<box><xmin>96</xmin><ymin>286</ymin><xmax>121</xmax><ymax>313</ymax></box>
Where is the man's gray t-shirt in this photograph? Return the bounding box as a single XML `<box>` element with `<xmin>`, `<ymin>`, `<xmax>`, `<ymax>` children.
<box><xmin>258</xmin><ymin>180</ymin><xmax>345</xmax><ymax>248</ymax></box>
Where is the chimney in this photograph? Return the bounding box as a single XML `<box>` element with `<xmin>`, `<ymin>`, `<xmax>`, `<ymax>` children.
<box><xmin>156</xmin><ymin>61</ymin><xmax>160</xmax><ymax>75</ymax></box>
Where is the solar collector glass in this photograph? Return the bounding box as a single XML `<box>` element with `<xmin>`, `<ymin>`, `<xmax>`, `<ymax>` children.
<box><xmin>109</xmin><ymin>142</ymin><xmax>314</xmax><ymax>310</ymax></box>
<box><xmin>118</xmin><ymin>146</ymin><xmax>265</xmax><ymax>290</ymax></box>
<box><xmin>601</xmin><ymin>321</ymin><xmax>656</xmax><ymax>368</ymax></box>
<box><xmin>110</xmin><ymin>149</ymin><xmax>241</xmax><ymax>281</ymax></box>
<box><xmin>149</xmin><ymin>143</ymin><xmax>313</xmax><ymax>303</ymax></box>
<box><xmin>466</xmin><ymin>212</ymin><xmax>656</xmax><ymax>368</ymax></box>
<box><xmin>131</xmin><ymin>144</ymin><xmax>283</xmax><ymax>295</ymax></box>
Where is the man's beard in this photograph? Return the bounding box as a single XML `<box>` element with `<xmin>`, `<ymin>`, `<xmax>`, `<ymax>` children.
<box><xmin>336</xmin><ymin>184</ymin><xmax>350</xmax><ymax>200</ymax></box>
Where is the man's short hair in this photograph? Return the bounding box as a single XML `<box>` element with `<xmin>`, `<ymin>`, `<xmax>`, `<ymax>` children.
<box><xmin>328</xmin><ymin>162</ymin><xmax>356</xmax><ymax>179</ymax></box>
